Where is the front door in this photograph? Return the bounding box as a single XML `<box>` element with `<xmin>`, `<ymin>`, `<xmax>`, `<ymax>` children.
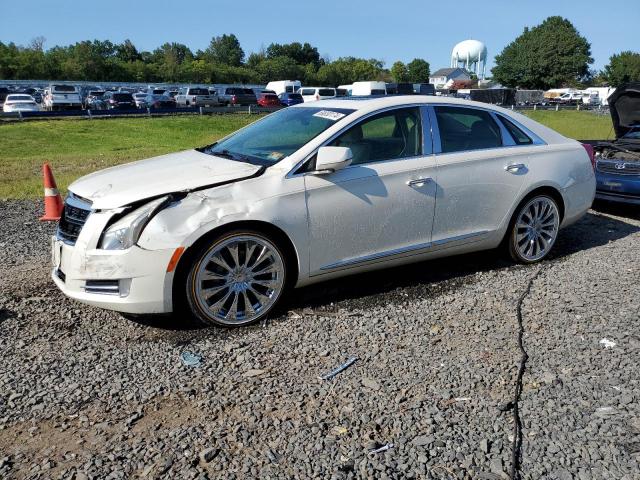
<box><xmin>304</xmin><ymin>106</ymin><xmax>438</xmax><ymax>274</ymax></box>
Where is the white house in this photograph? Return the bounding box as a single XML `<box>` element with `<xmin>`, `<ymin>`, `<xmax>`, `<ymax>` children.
<box><xmin>429</xmin><ymin>68</ymin><xmax>471</xmax><ymax>89</ymax></box>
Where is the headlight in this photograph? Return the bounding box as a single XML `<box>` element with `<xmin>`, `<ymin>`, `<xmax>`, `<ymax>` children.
<box><xmin>100</xmin><ymin>196</ymin><xmax>169</xmax><ymax>250</ymax></box>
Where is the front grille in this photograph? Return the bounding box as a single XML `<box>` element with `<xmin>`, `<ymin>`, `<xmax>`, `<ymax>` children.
<box><xmin>85</xmin><ymin>280</ymin><xmax>119</xmax><ymax>295</ymax></box>
<box><xmin>597</xmin><ymin>160</ymin><xmax>640</xmax><ymax>176</ymax></box>
<box><xmin>57</xmin><ymin>194</ymin><xmax>92</xmax><ymax>245</ymax></box>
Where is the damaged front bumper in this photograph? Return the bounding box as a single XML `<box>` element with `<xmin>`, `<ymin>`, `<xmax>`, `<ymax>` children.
<box><xmin>51</xmin><ymin>206</ymin><xmax>179</xmax><ymax>314</ymax></box>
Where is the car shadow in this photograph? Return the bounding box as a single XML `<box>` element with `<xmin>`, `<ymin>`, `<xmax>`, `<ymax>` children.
<box><xmin>592</xmin><ymin>199</ymin><xmax>640</xmax><ymax>221</ymax></box>
<box><xmin>126</xmin><ymin>210</ymin><xmax>638</xmax><ymax>335</ymax></box>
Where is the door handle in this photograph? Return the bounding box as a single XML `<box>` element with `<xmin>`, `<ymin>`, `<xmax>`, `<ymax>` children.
<box><xmin>407</xmin><ymin>177</ymin><xmax>432</xmax><ymax>187</ymax></box>
<box><xmin>505</xmin><ymin>163</ymin><xmax>527</xmax><ymax>173</ymax></box>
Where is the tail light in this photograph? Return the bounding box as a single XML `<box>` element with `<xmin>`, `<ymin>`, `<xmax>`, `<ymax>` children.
<box><xmin>192</xmin><ymin>96</ymin><xmax>197</xmax><ymax>102</ymax></box>
<box><xmin>315</xmin><ymin>94</ymin><xmax>320</xmax><ymax>100</ymax></box>
<box><xmin>581</xmin><ymin>143</ymin><xmax>595</xmax><ymax>170</ymax></box>
<box><xmin>231</xmin><ymin>95</ymin><xmax>237</xmax><ymax>104</ymax></box>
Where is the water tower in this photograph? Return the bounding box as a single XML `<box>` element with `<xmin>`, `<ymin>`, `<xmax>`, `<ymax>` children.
<box><xmin>451</xmin><ymin>40</ymin><xmax>487</xmax><ymax>79</ymax></box>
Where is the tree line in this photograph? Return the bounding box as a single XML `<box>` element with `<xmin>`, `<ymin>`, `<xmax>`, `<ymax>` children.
<box><xmin>492</xmin><ymin>16</ymin><xmax>640</xmax><ymax>89</ymax></box>
<box><xmin>0</xmin><ymin>35</ymin><xmax>431</xmax><ymax>86</ymax></box>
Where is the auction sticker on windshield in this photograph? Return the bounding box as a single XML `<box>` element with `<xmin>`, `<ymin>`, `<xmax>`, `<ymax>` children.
<box><xmin>313</xmin><ymin>110</ymin><xmax>346</xmax><ymax>121</ymax></box>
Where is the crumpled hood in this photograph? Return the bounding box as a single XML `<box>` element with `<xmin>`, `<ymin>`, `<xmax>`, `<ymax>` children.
<box><xmin>69</xmin><ymin>149</ymin><xmax>262</xmax><ymax>209</ymax></box>
<box><xmin>608</xmin><ymin>82</ymin><xmax>640</xmax><ymax>139</ymax></box>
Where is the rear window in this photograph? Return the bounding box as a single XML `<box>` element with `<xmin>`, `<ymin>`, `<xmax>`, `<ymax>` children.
<box><xmin>371</xmin><ymin>89</ymin><xmax>386</xmax><ymax>95</ymax></box>
<box><xmin>8</xmin><ymin>95</ymin><xmax>33</xmax><ymax>101</ymax></box>
<box><xmin>152</xmin><ymin>89</ymin><xmax>166</xmax><ymax>94</ymax></box>
<box><xmin>225</xmin><ymin>88</ymin><xmax>238</xmax><ymax>94</ymax></box>
<box><xmin>113</xmin><ymin>93</ymin><xmax>133</xmax><ymax>101</ymax></box>
<box><xmin>289</xmin><ymin>93</ymin><xmax>303</xmax><ymax>100</ymax></box>
<box><xmin>243</xmin><ymin>88</ymin><xmax>255</xmax><ymax>95</ymax></box>
<box><xmin>300</xmin><ymin>88</ymin><xmax>315</xmax><ymax>95</ymax></box>
<box><xmin>498</xmin><ymin>115</ymin><xmax>533</xmax><ymax>145</ymax></box>
<box><xmin>188</xmin><ymin>88</ymin><xmax>209</xmax><ymax>95</ymax></box>
<box><xmin>318</xmin><ymin>89</ymin><xmax>335</xmax><ymax>97</ymax></box>
<box><xmin>52</xmin><ymin>85</ymin><xmax>76</xmax><ymax>92</ymax></box>
<box><xmin>435</xmin><ymin>106</ymin><xmax>503</xmax><ymax>153</ymax></box>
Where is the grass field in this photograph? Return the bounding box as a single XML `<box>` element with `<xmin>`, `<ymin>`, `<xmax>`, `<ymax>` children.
<box><xmin>0</xmin><ymin>110</ymin><xmax>614</xmax><ymax>199</ymax></box>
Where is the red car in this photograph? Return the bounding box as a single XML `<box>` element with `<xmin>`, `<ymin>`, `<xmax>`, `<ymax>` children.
<box><xmin>257</xmin><ymin>92</ymin><xmax>281</xmax><ymax>108</ymax></box>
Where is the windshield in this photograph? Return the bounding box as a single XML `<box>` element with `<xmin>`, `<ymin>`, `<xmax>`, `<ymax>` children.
<box><xmin>188</xmin><ymin>88</ymin><xmax>210</xmax><ymax>95</ymax></box>
<box><xmin>205</xmin><ymin>107</ymin><xmax>355</xmax><ymax>166</ymax></box>
<box><xmin>622</xmin><ymin>126</ymin><xmax>640</xmax><ymax>139</ymax></box>
<box><xmin>7</xmin><ymin>95</ymin><xmax>33</xmax><ymax>101</ymax></box>
<box><xmin>53</xmin><ymin>85</ymin><xmax>76</xmax><ymax>92</ymax></box>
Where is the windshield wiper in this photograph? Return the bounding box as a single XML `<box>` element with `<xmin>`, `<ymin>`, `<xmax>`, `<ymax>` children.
<box><xmin>209</xmin><ymin>148</ymin><xmax>254</xmax><ymax>164</ymax></box>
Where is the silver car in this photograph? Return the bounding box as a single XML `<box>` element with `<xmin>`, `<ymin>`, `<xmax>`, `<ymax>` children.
<box><xmin>52</xmin><ymin>96</ymin><xmax>595</xmax><ymax>327</ymax></box>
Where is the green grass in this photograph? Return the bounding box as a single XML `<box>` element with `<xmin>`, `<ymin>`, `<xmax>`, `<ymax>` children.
<box><xmin>0</xmin><ymin>110</ymin><xmax>614</xmax><ymax>199</ymax></box>
<box><xmin>522</xmin><ymin>110</ymin><xmax>614</xmax><ymax>141</ymax></box>
<box><xmin>0</xmin><ymin>115</ymin><xmax>258</xmax><ymax>199</ymax></box>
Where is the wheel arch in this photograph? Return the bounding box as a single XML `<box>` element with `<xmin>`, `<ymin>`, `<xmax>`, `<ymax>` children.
<box><xmin>171</xmin><ymin>220</ymin><xmax>300</xmax><ymax>311</ymax></box>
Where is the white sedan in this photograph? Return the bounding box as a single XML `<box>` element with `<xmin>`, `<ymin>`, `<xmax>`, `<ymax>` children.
<box><xmin>3</xmin><ymin>94</ymin><xmax>40</xmax><ymax>112</ymax></box>
<box><xmin>52</xmin><ymin>96</ymin><xmax>595</xmax><ymax>327</ymax></box>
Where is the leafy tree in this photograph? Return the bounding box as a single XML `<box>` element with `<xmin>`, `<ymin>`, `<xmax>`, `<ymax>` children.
<box><xmin>255</xmin><ymin>56</ymin><xmax>304</xmax><ymax>83</ymax></box>
<box><xmin>205</xmin><ymin>34</ymin><xmax>244</xmax><ymax>67</ymax></box>
<box><xmin>406</xmin><ymin>58</ymin><xmax>430</xmax><ymax>83</ymax></box>
<box><xmin>116</xmin><ymin>39</ymin><xmax>141</xmax><ymax>63</ymax></box>
<box><xmin>390</xmin><ymin>61</ymin><xmax>409</xmax><ymax>82</ymax></box>
<box><xmin>266</xmin><ymin>42</ymin><xmax>322</xmax><ymax>68</ymax></box>
<box><xmin>492</xmin><ymin>16</ymin><xmax>592</xmax><ymax>89</ymax></box>
<box><xmin>604</xmin><ymin>51</ymin><xmax>640</xmax><ymax>87</ymax></box>
<box><xmin>316</xmin><ymin>57</ymin><xmax>385</xmax><ymax>86</ymax></box>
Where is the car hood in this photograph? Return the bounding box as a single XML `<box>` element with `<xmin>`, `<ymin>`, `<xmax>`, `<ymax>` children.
<box><xmin>609</xmin><ymin>82</ymin><xmax>640</xmax><ymax>139</ymax></box>
<box><xmin>69</xmin><ymin>149</ymin><xmax>263</xmax><ymax>209</ymax></box>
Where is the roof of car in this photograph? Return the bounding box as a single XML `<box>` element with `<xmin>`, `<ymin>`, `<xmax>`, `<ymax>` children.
<box><xmin>294</xmin><ymin>95</ymin><xmax>499</xmax><ymax>112</ymax></box>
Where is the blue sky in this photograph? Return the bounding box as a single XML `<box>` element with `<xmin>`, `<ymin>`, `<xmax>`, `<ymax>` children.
<box><xmin>1</xmin><ymin>0</ymin><xmax>638</xmax><ymax>72</ymax></box>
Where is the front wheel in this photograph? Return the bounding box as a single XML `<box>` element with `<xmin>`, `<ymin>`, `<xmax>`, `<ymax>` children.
<box><xmin>185</xmin><ymin>230</ymin><xmax>288</xmax><ymax>327</ymax></box>
<box><xmin>507</xmin><ymin>195</ymin><xmax>560</xmax><ymax>263</ymax></box>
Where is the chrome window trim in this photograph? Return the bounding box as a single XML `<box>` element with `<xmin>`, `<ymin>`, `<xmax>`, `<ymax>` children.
<box><xmin>287</xmin><ymin>103</ymin><xmax>436</xmax><ymax>178</ymax></box>
<box><xmin>429</xmin><ymin>103</ymin><xmax>547</xmax><ymax>155</ymax></box>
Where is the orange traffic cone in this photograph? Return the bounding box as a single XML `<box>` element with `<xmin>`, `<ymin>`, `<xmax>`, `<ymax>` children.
<box><xmin>39</xmin><ymin>163</ymin><xmax>63</xmax><ymax>221</ymax></box>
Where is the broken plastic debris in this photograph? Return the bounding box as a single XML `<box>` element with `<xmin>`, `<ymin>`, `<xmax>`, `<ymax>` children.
<box><xmin>180</xmin><ymin>351</ymin><xmax>202</xmax><ymax>367</ymax></box>
<box><xmin>454</xmin><ymin>397</ymin><xmax>471</xmax><ymax>402</ymax></box>
<box><xmin>599</xmin><ymin>338</ymin><xmax>616</xmax><ymax>349</ymax></box>
<box><xmin>319</xmin><ymin>356</ymin><xmax>357</xmax><ymax>380</ymax></box>
<box><xmin>368</xmin><ymin>443</ymin><xmax>394</xmax><ymax>456</ymax></box>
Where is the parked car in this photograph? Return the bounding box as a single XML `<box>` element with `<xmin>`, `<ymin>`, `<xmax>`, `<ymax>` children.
<box><xmin>593</xmin><ymin>82</ymin><xmax>640</xmax><ymax>204</ymax></box>
<box><xmin>103</xmin><ymin>91</ymin><xmax>136</xmax><ymax>110</ymax></box>
<box><xmin>219</xmin><ymin>87</ymin><xmax>257</xmax><ymax>106</ymax></box>
<box><xmin>257</xmin><ymin>92</ymin><xmax>281</xmax><ymax>107</ymax></box>
<box><xmin>549</xmin><ymin>92</ymin><xmax>582</xmax><ymax>105</ymax></box>
<box><xmin>43</xmin><ymin>84</ymin><xmax>82</xmax><ymax>111</ymax></box>
<box><xmin>52</xmin><ymin>96</ymin><xmax>594</xmax><ymax>327</ymax></box>
<box><xmin>299</xmin><ymin>87</ymin><xmax>336</xmax><ymax>102</ymax></box>
<box><xmin>2</xmin><ymin>94</ymin><xmax>40</xmax><ymax>112</ymax></box>
<box><xmin>265</xmin><ymin>80</ymin><xmax>301</xmax><ymax>95</ymax></box>
<box><xmin>175</xmin><ymin>87</ymin><xmax>219</xmax><ymax>107</ymax></box>
<box><xmin>144</xmin><ymin>94</ymin><xmax>176</xmax><ymax>109</ymax></box>
<box><xmin>84</xmin><ymin>91</ymin><xmax>106</xmax><ymax>109</ymax></box>
<box><xmin>0</xmin><ymin>86</ymin><xmax>9</xmax><ymax>105</ymax></box>
<box><xmin>133</xmin><ymin>92</ymin><xmax>148</xmax><ymax>108</ymax></box>
<box><xmin>278</xmin><ymin>92</ymin><xmax>304</xmax><ymax>107</ymax></box>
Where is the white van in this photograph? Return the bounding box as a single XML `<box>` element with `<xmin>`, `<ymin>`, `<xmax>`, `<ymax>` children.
<box><xmin>351</xmin><ymin>81</ymin><xmax>387</xmax><ymax>96</ymax></box>
<box><xmin>265</xmin><ymin>80</ymin><xmax>302</xmax><ymax>96</ymax></box>
<box><xmin>299</xmin><ymin>87</ymin><xmax>336</xmax><ymax>102</ymax></box>
<box><xmin>337</xmin><ymin>84</ymin><xmax>352</xmax><ymax>97</ymax></box>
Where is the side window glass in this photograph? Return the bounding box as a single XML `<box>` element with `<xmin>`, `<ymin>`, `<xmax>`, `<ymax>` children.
<box><xmin>330</xmin><ymin>107</ymin><xmax>422</xmax><ymax>165</ymax></box>
<box><xmin>498</xmin><ymin>115</ymin><xmax>533</xmax><ymax>145</ymax></box>
<box><xmin>434</xmin><ymin>106</ymin><xmax>502</xmax><ymax>153</ymax></box>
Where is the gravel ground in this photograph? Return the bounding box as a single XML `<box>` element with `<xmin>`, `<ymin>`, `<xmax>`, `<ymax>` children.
<box><xmin>0</xmin><ymin>199</ymin><xmax>639</xmax><ymax>480</ymax></box>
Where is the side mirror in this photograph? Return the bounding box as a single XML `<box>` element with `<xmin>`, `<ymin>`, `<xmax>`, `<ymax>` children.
<box><xmin>313</xmin><ymin>146</ymin><xmax>353</xmax><ymax>174</ymax></box>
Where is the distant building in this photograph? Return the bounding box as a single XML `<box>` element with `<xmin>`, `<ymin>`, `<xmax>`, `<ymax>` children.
<box><xmin>429</xmin><ymin>68</ymin><xmax>471</xmax><ymax>89</ymax></box>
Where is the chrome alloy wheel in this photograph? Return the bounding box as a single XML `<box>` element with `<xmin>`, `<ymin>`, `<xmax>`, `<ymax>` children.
<box><xmin>514</xmin><ymin>196</ymin><xmax>560</xmax><ymax>262</ymax></box>
<box><xmin>193</xmin><ymin>235</ymin><xmax>285</xmax><ymax>325</ymax></box>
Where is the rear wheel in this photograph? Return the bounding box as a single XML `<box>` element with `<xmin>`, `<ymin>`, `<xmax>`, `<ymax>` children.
<box><xmin>507</xmin><ymin>195</ymin><xmax>560</xmax><ymax>263</ymax></box>
<box><xmin>185</xmin><ymin>230</ymin><xmax>287</xmax><ymax>327</ymax></box>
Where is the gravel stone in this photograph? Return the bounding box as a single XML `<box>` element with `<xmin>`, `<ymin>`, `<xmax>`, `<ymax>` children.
<box><xmin>1</xmin><ymin>199</ymin><xmax>639</xmax><ymax>479</ymax></box>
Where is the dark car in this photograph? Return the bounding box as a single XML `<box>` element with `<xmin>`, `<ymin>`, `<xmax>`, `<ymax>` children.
<box><xmin>219</xmin><ymin>87</ymin><xmax>257</xmax><ymax>106</ymax></box>
<box><xmin>19</xmin><ymin>87</ymin><xmax>43</xmax><ymax>104</ymax></box>
<box><xmin>144</xmin><ymin>94</ymin><xmax>177</xmax><ymax>109</ymax></box>
<box><xmin>277</xmin><ymin>92</ymin><xmax>304</xmax><ymax>107</ymax></box>
<box><xmin>0</xmin><ymin>87</ymin><xmax>9</xmax><ymax>104</ymax></box>
<box><xmin>257</xmin><ymin>92</ymin><xmax>281</xmax><ymax>107</ymax></box>
<box><xmin>84</xmin><ymin>90</ymin><xmax>106</xmax><ymax>109</ymax></box>
<box><xmin>593</xmin><ymin>82</ymin><xmax>640</xmax><ymax>205</ymax></box>
<box><xmin>103</xmin><ymin>91</ymin><xmax>136</xmax><ymax>110</ymax></box>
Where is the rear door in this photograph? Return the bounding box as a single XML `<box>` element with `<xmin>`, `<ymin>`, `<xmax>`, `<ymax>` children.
<box><xmin>429</xmin><ymin>105</ymin><xmax>529</xmax><ymax>244</ymax></box>
<box><xmin>304</xmin><ymin>106</ymin><xmax>438</xmax><ymax>274</ymax></box>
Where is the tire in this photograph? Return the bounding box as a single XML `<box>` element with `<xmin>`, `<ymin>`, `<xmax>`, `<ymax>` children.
<box><xmin>507</xmin><ymin>194</ymin><xmax>560</xmax><ymax>264</ymax></box>
<box><xmin>185</xmin><ymin>230</ymin><xmax>288</xmax><ymax>327</ymax></box>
